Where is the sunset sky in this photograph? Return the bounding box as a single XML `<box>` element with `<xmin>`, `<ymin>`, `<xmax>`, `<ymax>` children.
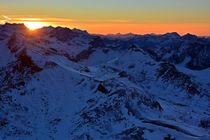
<box><xmin>0</xmin><ymin>0</ymin><xmax>210</xmax><ymax>35</ymax></box>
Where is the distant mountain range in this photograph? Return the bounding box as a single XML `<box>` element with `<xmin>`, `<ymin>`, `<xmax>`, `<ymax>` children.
<box><xmin>0</xmin><ymin>23</ymin><xmax>210</xmax><ymax>140</ymax></box>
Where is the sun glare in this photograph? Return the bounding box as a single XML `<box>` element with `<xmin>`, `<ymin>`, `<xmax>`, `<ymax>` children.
<box><xmin>24</xmin><ymin>22</ymin><xmax>46</xmax><ymax>30</ymax></box>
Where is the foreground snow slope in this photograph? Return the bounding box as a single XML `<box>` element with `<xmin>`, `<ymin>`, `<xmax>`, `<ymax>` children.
<box><xmin>0</xmin><ymin>23</ymin><xmax>210</xmax><ymax>140</ymax></box>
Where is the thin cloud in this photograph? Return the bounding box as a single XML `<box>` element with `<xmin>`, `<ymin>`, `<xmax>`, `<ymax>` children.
<box><xmin>0</xmin><ymin>15</ymin><xmax>132</xmax><ymax>25</ymax></box>
<box><xmin>0</xmin><ymin>20</ymin><xmax>6</xmax><ymax>24</ymax></box>
<box><xmin>2</xmin><ymin>15</ymin><xmax>11</xmax><ymax>21</ymax></box>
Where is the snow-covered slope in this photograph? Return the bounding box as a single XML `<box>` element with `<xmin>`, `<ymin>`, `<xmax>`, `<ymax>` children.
<box><xmin>0</xmin><ymin>23</ymin><xmax>210</xmax><ymax>140</ymax></box>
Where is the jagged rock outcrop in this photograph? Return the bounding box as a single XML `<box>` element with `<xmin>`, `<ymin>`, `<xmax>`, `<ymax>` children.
<box><xmin>157</xmin><ymin>63</ymin><xmax>200</xmax><ymax>95</ymax></box>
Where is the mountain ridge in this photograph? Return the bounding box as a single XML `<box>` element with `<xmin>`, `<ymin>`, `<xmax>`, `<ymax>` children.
<box><xmin>0</xmin><ymin>23</ymin><xmax>210</xmax><ymax>140</ymax></box>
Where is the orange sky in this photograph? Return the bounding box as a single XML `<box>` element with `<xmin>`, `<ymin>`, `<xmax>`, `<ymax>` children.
<box><xmin>59</xmin><ymin>22</ymin><xmax>210</xmax><ymax>36</ymax></box>
<box><xmin>1</xmin><ymin>0</ymin><xmax>210</xmax><ymax>36</ymax></box>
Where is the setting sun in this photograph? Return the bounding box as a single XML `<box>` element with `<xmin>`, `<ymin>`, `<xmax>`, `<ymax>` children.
<box><xmin>24</xmin><ymin>22</ymin><xmax>46</xmax><ymax>30</ymax></box>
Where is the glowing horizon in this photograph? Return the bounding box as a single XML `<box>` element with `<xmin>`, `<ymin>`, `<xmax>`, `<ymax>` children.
<box><xmin>1</xmin><ymin>0</ymin><xmax>210</xmax><ymax>36</ymax></box>
<box><xmin>24</xmin><ymin>22</ymin><xmax>48</xmax><ymax>30</ymax></box>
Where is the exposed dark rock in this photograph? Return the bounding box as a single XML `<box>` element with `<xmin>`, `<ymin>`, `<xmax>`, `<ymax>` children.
<box><xmin>164</xmin><ymin>134</ymin><xmax>176</xmax><ymax>140</ymax></box>
<box><xmin>186</xmin><ymin>44</ymin><xmax>210</xmax><ymax>70</ymax></box>
<box><xmin>0</xmin><ymin>119</ymin><xmax>8</xmax><ymax>127</ymax></box>
<box><xmin>153</xmin><ymin>101</ymin><xmax>163</xmax><ymax>111</ymax></box>
<box><xmin>16</xmin><ymin>50</ymin><xmax>43</xmax><ymax>73</ymax></box>
<box><xmin>49</xmin><ymin>27</ymin><xmax>76</xmax><ymax>42</ymax></box>
<box><xmin>129</xmin><ymin>44</ymin><xmax>142</xmax><ymax>52</ymax></box>
<box><xmin>143</xmin><ymin>47</ymin><xmax>161</xmax><ymax>61</ymax></box>
<box><xmin>74</xmin><ymin>134</ymin><xmax>93</xmax><ymax>140</ymax></box>
<box><xmin>119</xmin><ymin>71</ymin><xmax>128</xmax><ymax>77</ymax></box>
<box><xmin>89</xmin><ymin>36</ymin><xmax>105</xmax><ymax>48</ymax></box>
<box><xmin>73</xmin><ymin>37</ymin><xmax>107</xmax><ymax>62</ymax></box>
<box><xmin>80</xmin><ymin>67</ymin><xmax>90</xmax><ymax>72</ymax></box>
<box><xmin>50</xmin><ymin>118</ymin><xmax>62</xmax><ymax>126</ymax></box>
<box><xmin>102</xmin><ymin>48</ymin><xmax>109</xmax><ymax>54</ymax></box>
<box><xmin>168</xmin><ymin>53</ymin><xmax>185</xmax><ymax>64</ymax></box>
<box><xmin>128</xmin><ymin>64</ymin><xmax>135</xmax><ymax>69</ymax></box>
<box><xmin>7</xmin><ymin>33</ymin><xmax>19</xmax><ymax>53</ymax></box>
<box><xmin>199</xmin><ymin>119</ymin><xmax>210</xmax><ymax>128</ymax></box>
<box><xmin>158</xmin><ymin>62</ymin><xmax>200</xmax><ymax>95</ymax></box>
<box><xmin>116</xmin><ymin>127</ymin><xmax>145</xmax><ymax>140</ymax></box>
<box><xmin>97</xmin><ymin>84</ymin><xmax>109</xmax><ymax>94</ymax></box>
<box><xmin>0</xmin><ymin>51</ymin><xmax>42</xmax><ymax>93</ymax></box>
<box><xmin>75</xmin><ymin>48</ymin><xmax>94</xmax><ymax>62</ymax></box>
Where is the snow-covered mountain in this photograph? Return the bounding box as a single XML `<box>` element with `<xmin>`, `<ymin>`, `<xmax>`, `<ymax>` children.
<box><xmin>0</xmin><ymin>23</ymin><xmax>210</xmax><ymax>140</ymax></box>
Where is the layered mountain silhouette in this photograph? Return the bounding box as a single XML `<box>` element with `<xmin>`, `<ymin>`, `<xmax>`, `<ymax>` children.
<box><xmin>0</xmin><ymin>23</ymin><xmax>210</xmax><ymax>140</ymax></box>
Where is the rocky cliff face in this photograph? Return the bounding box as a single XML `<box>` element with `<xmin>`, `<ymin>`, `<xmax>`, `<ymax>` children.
<box><xmin>0</xmin><ymin>23</ymin><xmax>210</xmax><ymax>140</ymax></box>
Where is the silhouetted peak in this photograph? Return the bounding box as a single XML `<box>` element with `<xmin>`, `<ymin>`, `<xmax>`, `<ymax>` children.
<box><xmin>3</xmin><ymin>23</ymin><xmax>27</xmax><ymax>30</ymax></box>
<box><xmin>161</xmin><ymin>32</ymin><xmax>180</xmax><ymax>39</ymax></box>
<box><xmin>72</xmin><ymin>28</ymin><xmax>89</xmax><ymax>35</ymax></box>
<box><xmin>49</xmin><ymin>27</ymin><xmax>74</xmax><ymax>41</ymax></box>
<box><xmin>182</xmin><ymin>33</ymin><xmax>198</xmax><ymax>40</ymax></box>
<box><xmin>49</xmin><ymin>26</ymin><xmax>89</xmax><ymax>41</ymax></box>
